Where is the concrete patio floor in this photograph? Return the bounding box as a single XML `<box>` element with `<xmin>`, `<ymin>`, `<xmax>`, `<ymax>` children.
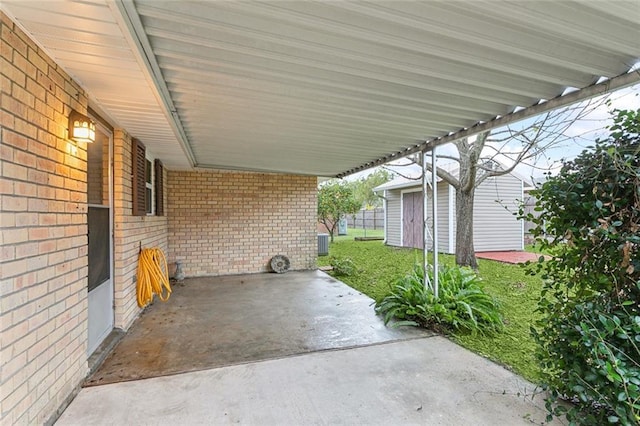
<box><xmin>86</xmin><ymin>271</ymin><xmax>429</xmax><ymax>386</ymax></box>
<box><xmin>59</xmin><ymin>271</ymin><xmax>559</xmax><ymax>425</ymax></box>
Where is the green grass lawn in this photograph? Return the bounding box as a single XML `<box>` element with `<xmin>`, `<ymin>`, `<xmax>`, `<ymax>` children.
<box><xmin>319</xmin><ymin>227</ymin><xmax>384</xmax><ymax>242</ymax></box>
<box><xmin>525</xmin><ymin>243</ymin><xmax>553</xmax><ymax>255</ymax></box>
<box><xmin>318</xmin><ymin>234</ymin><xmax>544</xmax><ymax>383</ymax></box>
<box><xmin>524</xmin><ymin>243</ymin><xmax>540</xmax><ymax>253</ymax></box>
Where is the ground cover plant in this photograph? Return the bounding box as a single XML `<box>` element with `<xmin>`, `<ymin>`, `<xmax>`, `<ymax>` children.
<box><xmin>318</xmin><ymin>234</ymin><xmax>545</xmax><ymax>382</ymax></box>
<box><xmin>375</xmin><ymin>263</ymin><xmax>504</xmax><ymax>334</ymax></box>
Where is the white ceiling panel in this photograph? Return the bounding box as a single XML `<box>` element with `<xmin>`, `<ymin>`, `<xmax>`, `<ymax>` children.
<box><xmin>3</xmin><ymin>0</ymin><xmax>639</xmax><ymax>176</ymax></box>
<box><xmin>2</xmin><ymin>0</ymin><xmax>192</xmax><ymax>168</ymax></box>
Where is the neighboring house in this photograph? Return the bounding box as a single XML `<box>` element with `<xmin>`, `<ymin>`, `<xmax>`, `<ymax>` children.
<box><xmin>375</xmin><ymin>165</ymin><xmax>525</xmax><ymax>253</ymax></box>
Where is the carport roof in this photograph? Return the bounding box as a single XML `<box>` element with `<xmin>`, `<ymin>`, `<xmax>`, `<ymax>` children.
<box><xmin>3</xmin><ymin>1</ymin><xmax>639</xmax><ymax>177</ymax></box>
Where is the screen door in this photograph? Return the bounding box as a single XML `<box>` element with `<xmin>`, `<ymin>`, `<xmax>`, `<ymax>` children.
<box><xmin>87</xmin><ymin>122</ymin><xmax>114</xmax><ymax>355</ymax></box>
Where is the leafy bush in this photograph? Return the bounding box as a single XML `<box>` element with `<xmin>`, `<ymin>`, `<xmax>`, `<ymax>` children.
<box><xmin>542</xmin><ymin>301</ymin><xmax>640</xmax><ymax>425</ymax></box>
<box><xmin>524</xmin><ymin>109</ymin><xmax>640</xmax><ymax>425</ymax></box>
<box><xmin>375</xmin><ymin>264</ymin><xmax>503</xmax><ymax>334</ymax></box>
<box><xmin>329</xmin><ymin>256</ymin><xmax>356</xmax><ymax>276</ymax></box>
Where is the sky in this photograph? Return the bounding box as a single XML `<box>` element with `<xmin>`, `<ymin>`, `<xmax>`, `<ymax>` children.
<box><xmin>348</xmin><ymin>82</ymin><xmax>640</xmax><ymax>185</ymax></box>
<box><xmin>511</xmin><ymin>82</ymin><xmax>640</xmax><ymax>180</ymax></box>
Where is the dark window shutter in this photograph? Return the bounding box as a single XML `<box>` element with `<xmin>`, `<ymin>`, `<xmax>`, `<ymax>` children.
<box><xmin>155</xmin><ymin>159</ymin><xmax>164</xmax><ymax>216</ymax></box>
<box><xmin>132</xmin><ymin>138</ymin><xmax>146</xmax><ymax>216</ymax></box>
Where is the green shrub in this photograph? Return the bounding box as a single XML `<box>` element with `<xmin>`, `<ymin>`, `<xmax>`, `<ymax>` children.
<box><xmin>525</xmin><ymin>109</ymin><xmax>640</xmax><ymax>425</ymax></box>
<box><xmin>329</xmin><ymin>256</ymin><xmax>356</xmax><ymax>276</ymax></box>
<box><xmin>375</xmin><ymin>264</ymin><xmax>503</xmax><ymax>334</ymax></box>
<box><xmin>542</xmin><ymin>300</ymin><xmax>640</xmax><ymax>425</ymax></box>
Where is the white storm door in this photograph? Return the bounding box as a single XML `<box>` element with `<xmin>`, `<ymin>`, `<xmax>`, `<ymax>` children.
<box><xmin>87</xmin><ymin>122</ymin><xmax>114</xmax><ymax>355</ymax></box>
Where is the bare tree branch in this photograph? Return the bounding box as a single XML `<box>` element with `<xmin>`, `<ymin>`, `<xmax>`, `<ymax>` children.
<box><xmin>381</xmin><ymin>165</ymin><xmax>419</xmax><ymax>181</ymax></box>
<box><xmin>424</xmin><ymin>162</ymin><xmax>460</xmax><ymax>189</ymax></box>
<box><xmin>430</xmin><ymin>154</ymin><xmax>460</xmax><ymax>163</ymax></box>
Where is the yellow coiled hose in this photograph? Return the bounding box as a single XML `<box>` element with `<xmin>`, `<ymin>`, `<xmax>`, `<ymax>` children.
<box><xmin>136</xmin><ymin>248</ymin><xmax>172</xmax><ymax>308</ymax></box>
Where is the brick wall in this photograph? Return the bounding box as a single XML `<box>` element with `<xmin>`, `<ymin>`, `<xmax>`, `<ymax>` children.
<box><xmin>112</xmin><ymin>130</ymin><xmax>168</xmax><ymax>330</ymax></box>
<box><xmin>1</xmin><ymin>10</ymin><xmax>316</xmax><ymax>423</ymax></box>
<box><xmin>168</xmin><ymin>170</ymin><xmax>317</xmax><ymax>276</ymax></box>
<box><xmin>1</xmin><ymin>12</ymin><xmax>89</xmax><ymax>424</ymax></box>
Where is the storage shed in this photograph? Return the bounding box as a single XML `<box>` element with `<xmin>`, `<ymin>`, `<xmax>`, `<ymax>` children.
<box><xmin>375</xmin><ymin>167</ymin><xmax>525</xmax><ymax>253</ymax></box>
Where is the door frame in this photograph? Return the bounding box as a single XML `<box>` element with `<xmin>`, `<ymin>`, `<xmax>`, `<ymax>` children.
<box><xmin>86</xmin><ymin>118</ymin><xmax>115</xmax><ymax>355</ymax></box>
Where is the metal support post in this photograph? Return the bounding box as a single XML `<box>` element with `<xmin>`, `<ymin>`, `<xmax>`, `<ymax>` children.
<box><xmin>432</xmin><ymin>147</ymin><xmax>439</xmax><ymax>298</ymax></box>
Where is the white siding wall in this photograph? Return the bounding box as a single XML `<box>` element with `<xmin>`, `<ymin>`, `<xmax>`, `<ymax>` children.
<box><xmin>386</xmin><ymin>190</ymin><xmax>402</xmax><ymax>246</ymax></box>
<box><xmin>472</xmin><ymin>174</ymin><xmax>523</xmax><ymax>251</ymax></box>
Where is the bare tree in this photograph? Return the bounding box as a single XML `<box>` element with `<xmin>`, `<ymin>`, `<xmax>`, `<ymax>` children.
<box><xmin>385</xmin><ymin>98</ymin><xmax>608</xmax><ymax>268</ymax></box>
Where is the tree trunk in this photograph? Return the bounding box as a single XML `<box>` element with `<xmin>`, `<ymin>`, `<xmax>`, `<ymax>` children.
<box><xmin>321</xmin><ymin>220</ymin><xmax>335</xmax><ymax>243</ymax></box>
<box><xmin>455</xmin><ymin>188</ymin><xmax>478</xmax><ymax>269</ymax></box>
<box><xmin>328</xmin><ymin>220</ymin><xmax>336</xmax><ymax>243</ymax></box>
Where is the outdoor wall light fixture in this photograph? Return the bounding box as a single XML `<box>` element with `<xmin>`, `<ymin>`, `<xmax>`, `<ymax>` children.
<box><xmin>68</xmin><ymin>109</ymin><xmax>95</xmax><ymax>143</ymax></box>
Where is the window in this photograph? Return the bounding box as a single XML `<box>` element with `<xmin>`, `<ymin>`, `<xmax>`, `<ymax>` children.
<box><xmin>155</xmin><ymin>159</ymin><xmax>164</xmax><ymax>215</ymax></box>
<box><xmin>145</xmin><ymin>158</ymin><xmax>153</xmax><ymax>214</ymax></box>
<box><xmin>132</xmin><ymin>138</ymin><xmax>164</xmax><ymax>217</ymax></box>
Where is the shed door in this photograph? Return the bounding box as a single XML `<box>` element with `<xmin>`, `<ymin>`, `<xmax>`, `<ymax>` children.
<box><xmin>402</xmin><ymin>192</ymin><xmax>423</xmax><ymax>249</ymax></box>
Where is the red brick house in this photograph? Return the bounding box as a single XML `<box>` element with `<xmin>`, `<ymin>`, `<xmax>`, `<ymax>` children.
<box><xmin>1</xmin><ymin>2</ymin><xmax>638</xmax><ymax>424</ymax></box>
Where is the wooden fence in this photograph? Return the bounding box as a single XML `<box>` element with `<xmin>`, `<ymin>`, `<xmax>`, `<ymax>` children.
<box><xmin>346</xmin><ymin>208</ymin><xmax>384</xmax><ymax>230</ymax></box>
